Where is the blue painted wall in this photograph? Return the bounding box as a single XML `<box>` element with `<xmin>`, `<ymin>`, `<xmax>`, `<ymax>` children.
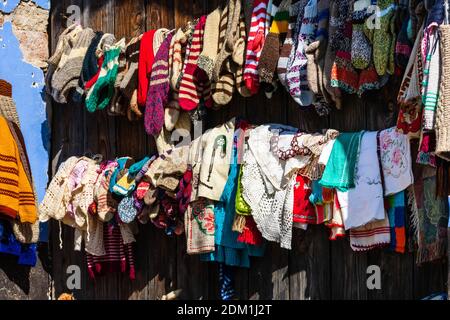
<box><xmin>0</xmin><ymin>1</ymin><xmax>50</xmax><ymax>240</ymax></box>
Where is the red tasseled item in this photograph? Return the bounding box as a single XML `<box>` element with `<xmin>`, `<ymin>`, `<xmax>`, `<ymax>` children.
<box><xmin>237</xmin><ymin>216</ymin><xmax>263</xmax><ymax>246</ymax></box>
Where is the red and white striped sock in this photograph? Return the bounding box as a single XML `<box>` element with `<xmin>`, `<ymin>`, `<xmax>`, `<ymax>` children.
<box><xmin>178</xmin><ymin>16</ymin><xmax>210</xmax><ymax>111</ymax></box>
<box><xmin>243</xmin><ymin>0</ymin><xmax>269</xmax><ymax>95</ymax></box>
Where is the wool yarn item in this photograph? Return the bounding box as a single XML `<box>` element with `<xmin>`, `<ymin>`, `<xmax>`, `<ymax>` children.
<box><xmin>178</xmin><ymin>16</ymin><xmax>212</xmax><ymax>111</ymax></box>
<box><xmin>243</xmin><ymin>0</ymin><xmax>270</xmax><ymax>95</ymax></box>
<box><xmin>145</xmin><ymin>32</ymin><xmax>174</xmax><ymax>136</ymax></box>
<box><xmin>85</xmin><ymin>38</ymin><xmax>126</xmax><ymax>112</ymax></box>
<box><xmin>138</xmin><ymin>30</ymin><xmax>156</xmax><ymax>107</ymax></box>
<box><xmin>51</xmin><ymin>27</ymin><xmax>96</xmax><ymax>104</ymax></box>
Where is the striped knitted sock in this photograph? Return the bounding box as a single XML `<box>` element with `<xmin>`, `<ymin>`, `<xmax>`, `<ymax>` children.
<box><xmin>243</xmin><ymin>0</ymin><xmax>269</xmax><ymax>95</ymax></box>
<box><xmin>258</xmin><ymin>0</ymin><xmax>290</xmax><ymax>84</ymax></box>
<box><xmin>277</xmin><ymin>1</ymin><xmax>302</xmax><ymax>89</ymax></box>
<box><xmin>179</xmin><ymin>16</ymin><xmax>209</xmax><ymax>111</ymax></box>
<box><xmin>235</xmin><ymin>13</ymin><xmax>253</xmax><ymax>97</ymax></box>
<box><xmin>145</xmin><ymin>32</ymin><xmax>173</xmax><ymax>136</ymax></box>
<box><xmin>287</xmin><ymin>0</ymin><xmax>318</xmax><ymax>108</ymax></box>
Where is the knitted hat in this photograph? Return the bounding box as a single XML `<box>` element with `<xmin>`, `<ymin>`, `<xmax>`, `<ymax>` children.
<box><xmin>73</xmin><ymin>31</ymin><xmax>104</xmax><ymax>102</ymax></box>
<box><xmin>51</xmin><ymin>27</ymin><xmax>96</xmax><ymax>104</ymax></box>
<box><xmin>145</xmin><ymin>32</ymin><xmax>174</xmax><ymax>136</ymax></box>
<box><xmin>138</xmin><ymin>30</ymin><xmax>156</xmax><ymax>107</ymax></box>
<box><xmin>198</xmin><ymin>7</ymin><xmax>223</xmax><ymax>79</ymax></box>
<box><xmin>85</xmin><ymin>38</ymin><xmax>126</xmax><ymax>112</ymax></box>
<box><xmin>45</xmin><ymin>24</ymin><xmax>82</xmax><ymax>95</ymax></box>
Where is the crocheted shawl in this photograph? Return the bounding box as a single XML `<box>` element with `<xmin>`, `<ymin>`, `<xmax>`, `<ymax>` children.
<box><xmin>319</xmin><ymin>131</ymin><xmax>364</xmax><ymax>191</ymax></box>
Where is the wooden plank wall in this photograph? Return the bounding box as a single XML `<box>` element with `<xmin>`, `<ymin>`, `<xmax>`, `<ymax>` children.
<box><xmin>48</xmin><ymin>0</ymin><xmax>448</xmax><ymax>300</ymax></box>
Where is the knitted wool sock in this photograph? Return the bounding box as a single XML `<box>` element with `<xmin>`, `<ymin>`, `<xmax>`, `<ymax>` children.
<box><xmin>85</xmin><ymin>38</ymin><xmax>126</xmax><ymax>112</ymax></box>
<box><xmin>351</xmin><ymin>0</ymin><xmax>372</xmax><ymax>70</ymax></box>
<box><xmin>306</xmin><ymin>0</ymin><xmax>332</xmax><ymax>113</ymax></box>
<box><xmin>287</xmin><ymin>0</ymin><xmax>318</xmax><ymax>108</ymax></box>
<box><xmin>73</xmin><ymin>31</ymin><xmax>103</xmax><ymax>102</ymax></box>
<box><xmin>258</xmin><ymin>0</ymin><xmax>290</xmax><ymax>84</ymax></box>
<box><xmin>164</xmin><ymin>96</ymin><xmax>180</xmax><ymax>131</ymax></box>
<box><xmin>243</xmin><ymin>0</ymin><xmax>269</xmax><ymax>95</ymax></box>
<box><xmin>330</xmin><ymin>2</ymin><xmax>359</xmax><ymax>96</ymax></box>
<box><xmin>178</xmin><ymin>16</ymin><xmax>210</xmax><ymax>111</ymax></box>
<box><xmin>120</xmin><ymin>36</ymin><xmax>141</xmax><ymax>100</ymax></box>
<box><xmin>213</xmin><ymin>68</ymin><xmax>235</xmax><ymax>106</ymax></box>
<box><xmin>198</xmin><ymin>7</ymin><xmax>222</xmax><ymax>79</ymax></box>
<box><xmin>137</xmin><ymin>30</ymin><xmax>156</xmax><ymax>107</ymax></box>
<box><xmin>235</xmin><ymin>13</ymin><xmax>253</xmax><ymax>97</ymax></box>
<box><xmin>373</xmin><ymin>0</ymin><xmax>396</xmax><ymax>76</ymax></box>
<box><xmin>277</xmin><ymin>1</ymin><xmax>302</xmax><ymax>88</ymax></box>
<box><xmin>145</xmin><ymin>33</ymin><xmax>174</xmax><ymax>136</ymax></box>
<box><xmin>212</xmin><ymin>0</ymin><xmax>242</xmax><ymax>82</ymax></box>
<box><xmin>395</xmin><ymin>16</ymin><xmax>413</xmax><ymax>71</ymax></box>
<box><xmin>169</xmin><ymin>27</ymin><xmax>190</xmax><ymax>91</ymax></box>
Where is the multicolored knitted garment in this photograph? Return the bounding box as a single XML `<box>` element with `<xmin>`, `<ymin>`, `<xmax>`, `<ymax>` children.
<box><xmin>385</xmin><ymin>191</ymin><xmax>406</xmax><ymax>253</ymax></box>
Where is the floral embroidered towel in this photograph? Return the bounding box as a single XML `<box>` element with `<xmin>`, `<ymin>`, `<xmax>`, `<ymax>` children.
<box><xmin>378</xmin><ymin>127</ymin><xmax>414</xmax><ymax>196</ymax></box>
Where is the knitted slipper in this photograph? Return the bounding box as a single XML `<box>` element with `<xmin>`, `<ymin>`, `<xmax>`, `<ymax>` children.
<box><xmin>373</xmin><ymin>0</ymin><xmax>396</xmax><ymax>76</ymax></box>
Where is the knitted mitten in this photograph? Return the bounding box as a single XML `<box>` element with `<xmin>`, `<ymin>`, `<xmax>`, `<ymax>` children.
<box><xmin>373</xmin><ymin>0</ymin><xmax>396</xmax><ymax>76</ymax></box>
<box><xmin>258</xmin><ymin>0</ymin><xmax>291</xmax><ymax>84</ymax></box>
<box><xmin>179</xmin><ymin>16</ymin><xmax>211</xmax><ymax>111</ymax></box>
<box><xmin>351</xmin><ymin>0</ymin><xmax>372</xmax><ymax>70</ymax></box>
<box><xmin>145</xmin><ymin>33</ymin><xmax>173</xmax><ymax>136</ymax></box>
<box><xmin>277</xmin><ymin>1</ymin><xmax>301</xmax><ymax>88</ymax></box>
<box><xmin>287</xmin><ymin>0</ymin><xmax>318</xmax><ymax>108</ymax></box>
<box><xmin>243</xmin><ymin>0</ymin><xmax>269</xmax><ymax>95</ymax></box>
<box><xmin>197</xmin><ymin>7</ymin><xmax>222</xmax><ymax>79</ymax></box>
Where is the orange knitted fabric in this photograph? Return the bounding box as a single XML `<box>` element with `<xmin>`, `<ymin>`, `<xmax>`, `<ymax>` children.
<box><xmin>0</xmin><ymin>116</ymin><xmax>37</xmax><ymax>223</ymax></box>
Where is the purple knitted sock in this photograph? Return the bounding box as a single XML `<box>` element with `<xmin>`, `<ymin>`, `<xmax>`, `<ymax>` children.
<box><xmin>145</xmin><ymin>33</ymin><xmax>174</xmax><ymax>136</ymax></box>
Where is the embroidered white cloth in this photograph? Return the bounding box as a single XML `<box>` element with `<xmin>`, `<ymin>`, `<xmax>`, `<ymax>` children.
<box><xmin>378</xmin><ymin>127</ymin><xmax>414</xmax><ymax>196</ymax></box>
<box><xmin>337</xmin><ymin>132</ymin><xmax>385</xmax><ymax>230</ymax></box>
